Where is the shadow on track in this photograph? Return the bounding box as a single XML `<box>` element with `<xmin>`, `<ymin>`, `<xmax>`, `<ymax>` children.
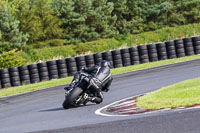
<box><xmin>39</xmin><ymin>104</ymin><xmax>95</xmax><ymax>112</ymax></box>
<box><xmin>39</xmin><ymin>107</ymin><xmax>64</xmax><ymax>112</ymax></box>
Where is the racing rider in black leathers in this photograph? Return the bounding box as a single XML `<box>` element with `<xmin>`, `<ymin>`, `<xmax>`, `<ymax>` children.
<box><xmin>64</xmin><ymin>60</ymin><xmax>113</xmax><ymax>104</ymax></box>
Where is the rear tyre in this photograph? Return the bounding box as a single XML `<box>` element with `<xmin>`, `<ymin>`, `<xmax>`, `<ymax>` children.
<box><xmin>62</xmin><ymin>87</ymin><xmax>83</xmax><ymax>109</ymax></box>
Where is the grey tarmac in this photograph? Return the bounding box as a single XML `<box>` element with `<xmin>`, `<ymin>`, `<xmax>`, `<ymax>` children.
<box><xmin>0</xmin><ymin>59</ymin><xmax>200</xmax><ymax>133</ymax></box>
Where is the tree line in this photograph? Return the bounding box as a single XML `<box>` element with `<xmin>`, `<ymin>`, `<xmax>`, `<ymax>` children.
<box><xmin>0</xmin><ymin>0</ymin><xmax>200</xmax><ymax>54</ymax></box>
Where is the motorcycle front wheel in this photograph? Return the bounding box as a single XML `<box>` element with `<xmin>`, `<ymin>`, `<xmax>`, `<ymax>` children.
<box><xmin>62</xmin><ymin>87</ymin><xmax>83</xmax><ymax>109</ymax></box>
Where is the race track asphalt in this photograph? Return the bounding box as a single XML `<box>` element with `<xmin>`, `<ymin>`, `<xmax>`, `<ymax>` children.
<box><xmin>0</xmin><ymin>59</ymin><xmax>200</xmax><ymax>133</ymax></box>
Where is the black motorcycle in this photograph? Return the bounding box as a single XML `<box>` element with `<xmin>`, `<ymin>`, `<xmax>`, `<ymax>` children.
<box><xmin>62</xmin><ymin>73</ymin><xmax>109</xmax><ymax>109</ymax></box>
<box><xmin>63</xmin><ymin>61</ymin><xmax>112</xmax><ymax>109</ymax></box>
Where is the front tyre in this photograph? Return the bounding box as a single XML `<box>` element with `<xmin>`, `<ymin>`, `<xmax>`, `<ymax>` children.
<box><xmin>62</xmin><ymin>87</ymin><xmax>83</xmax><ymax>109</ymax></box>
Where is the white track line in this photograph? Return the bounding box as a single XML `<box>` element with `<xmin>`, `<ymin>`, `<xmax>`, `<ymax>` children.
<box><xmin>95</xmin><ymin>95</ymin><xmax>141</xmax><ymax>117</ymax></box>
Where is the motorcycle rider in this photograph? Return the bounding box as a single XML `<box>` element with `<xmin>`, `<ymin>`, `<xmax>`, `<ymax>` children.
<box><xmin>64</xmin><ymin>60</ymin><xmax>113</xmax><ymax>104</ymax></box>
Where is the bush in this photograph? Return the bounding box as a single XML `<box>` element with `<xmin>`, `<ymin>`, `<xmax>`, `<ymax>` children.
<box><xmin>21</xmin><ymin>45</ymin><xmax>76</xmax><ymax>62</ymax></box>
<box><xmin>0</xmin><ymin>49</ymin><xmax>27</xmax><ymax>69</ymax></box>
<box><xmin>74</xmin><ymin>38</ymin><xmax>120</xmax><ymax>54</ymax></box>
<box><xmin>20</xmin><ymin>46</ymin><xmax>41</xmax><ymax>62</ymax></box>
<box><xmin>0</xmin><ymin>41</ymin><xmax>12</xmax><ymax>54</ymax></box>
<box><xmin>32</xmin><ymin>39</ymin><xmax>66</xmax><ymax>48</ymax></box>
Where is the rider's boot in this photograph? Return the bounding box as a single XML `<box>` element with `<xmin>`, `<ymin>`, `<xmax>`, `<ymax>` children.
<box><xmin>88</xmin><ymin>92</ymin><xmax>103</xmax><ymax>104</ymax></box>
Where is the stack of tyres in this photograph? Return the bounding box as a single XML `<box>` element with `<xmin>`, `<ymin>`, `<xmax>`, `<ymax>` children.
<box><xmin>47</xmin><ymin>60</ymin><xmax>59</xmax><ymax>80</ymax></box>
<box><xmin>9</xmin><ymin>67</ymin><xmax>21</xmax><ymax>86</ymax></box>
<box><xmin>156</xmin><ymin>43</ymin><xmax>168</xmax><ymax>60</ymax></box>
<box><xmin>85</xmin><ymin>55</ymin><xmax>95</xmax><ymax>67</ymax></box>
<box><xmin>18</xmin><ymin>65</ymin><xmax>30</xmax><ymax>85</ymax></box>
<box><xmin>0</xmin><ymin>68</ymin><xmax>11</xmax><ymax>88</ymax></box>
<box><xmin>138</xmin><ymin>45</ymin><xmax>149</xmax><ymax>63</ymax></box>
<box><xmin>102</xmin><ymin>51</ymin><xmax>113</xmax><ymax>68</ymax></box>
<box><xmin>38</xmin><ymin>62</ymin><xmax>49</xmax><ymax>81</ymax></box>
<box><xmin>28</xmin><ymin>64</ymin><xmax>40</xmax><ymax>83</ymax></box>
<box><xmin>129</xmin><ymin>47</ymin><xmax>140</xmax><ymax>65</ymax></box>
<box><xmin>174</xmin><ymin>39</ymin><xmax>185</xmax><ymax>58</ymax></box>
<box><xmin>66</xmin><ymin>57</ymin><xmax>77</xmax><ymax>76</ymax></box>
<box><xmin>111</xmin><ymin>50</ymin><xmax>123</xmax><ymax>68</ymax></box>
<box><xmin>76</xmin><ymin>56</ymin><xmax>86</xmax><ymax>71</ymax></box>
<box><xmin>121</xmin><ymin>48</ymin><xmax>131</xmax><ymax>66</ymax></box>
<box><xmin>147</xmin><ymin>44</ymin><xmax>158</xmax><ymax>62</ymax></box>
<box><xmin>192</xmin><ymin>36</ymin><xmax>200</xmax><ymax>54</ymax></box>
<box><xmin>183</xmin><ymin>37</ymin><xmax>195</xmax><ymax>56</ymax></box>
<box><xmin>165</xmin><ymin>41</ymin><xmax>177</xmax><ymax>59</ymax></box>
<box><xmin>56</xmin><ymin>59</ymin><xmax>68</xmax><ymax>78</ymax></box>
<box><xmin>93</xmin><ymin>53</ymin><xmax>103</xmax><ymax>65</ymax></box>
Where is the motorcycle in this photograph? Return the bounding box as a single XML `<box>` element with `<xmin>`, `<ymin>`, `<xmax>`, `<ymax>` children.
<box><xmin>62</xmin><ymin>72</ymin><xmax>100</xmax><ymax>109</ymax></box>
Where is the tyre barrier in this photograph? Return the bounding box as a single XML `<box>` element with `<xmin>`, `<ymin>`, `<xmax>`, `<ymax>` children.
<box><xmin>129</xmin><ymin>47</ymin><xmax>140</xmax><ymax>65</ymax></box>
<box><xmin>183</xmin><ymin>37</ymin><xmax>195</xmax><ymax>56</ymax></box>
<box><xmin>0</xmin><ymin>68</ymin><xmax>11</xmax><ymax>88</ymax></box>
<box><xmin>121</xmin><ymin>48</ymin><xmax>131</xmax><ymax>66</ymax></box>
<box><xmin>38</xmin><ymin>62</ymin><xmax>49</xmax><ymax>81</ymax></box>
<box><xmin>9</xmin><ymin>67</ymin><xmax>21</xmax><ymax>87</ymax></box>
<box><xmin>76</xmin><ymin>56</ymin><xmax>86</xmax><ymax>71</ymax></box>
<box><xmin>138</xmin><ymin>45</ymin><xmax>149</xmax><ymax>63</ymax></box>
<box><xmin>1</xmin><ymin>35</ymin><xmax>200</xmax><ymax>89</ymax></box>
<box><xmin>93</xmin><ymin>53</ymin><xmax>103</xmax><ymax>65</ymax></box>
<box><xmin>56</xmin><ymin>59</ymin><xmax>68</xmax><ymax>78</ymax></box>
<box><xmin>85</xmin><ymin>55</ymin><xmax>95</xmax><ymax>67</ymax></box>
<box><xmin>174</xmin><ymin>39</ymin><xmax>185</xmax><ymax>58</ymax></box>
<box><xmin>66</xmin><ymin>57</ymin><xmax>77</xmax><ymax>76</ymax></box>
<box><xmin>156</xmin><ymin>42</ymin><xmax>168</xmax><ymax>60</ymax></box>
<box><xmin>28</xmin><ymin>64</ymin><xmax>40</xmax><ymax>83</ymax></box>
<box><xmin>165</xmin><ymin>41</ymin><xmax>177</xmax><ymax>59</ymax></box>
<box><xmin>147</xmin><ymin>44</ymin><xmax>158</xmax><ymax>62</ymax></box>
<box><xmin>18</xmin><ymin>65</ymin><xmax>31</xmax><ymax>85</ymax></box>
<box><xmin>47</xmin><ymin>60</ymin><xmax>59</xmax><ymax>80</ymax></box>
<box><xmin>192</xmin><ymin>36</ymin><xmax>200</xmax><ymax>55</ymax></box>
<box><xmin>112</xmin><ymin>50</ymin><xmax>123</xmax><ymax>68</ymax></box>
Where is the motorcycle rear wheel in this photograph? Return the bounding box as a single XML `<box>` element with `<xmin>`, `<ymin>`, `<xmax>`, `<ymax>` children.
<box><xmin>62</xmin><ymin>87</ymin><xmax>83</xmax><ymax>109</ymax></box>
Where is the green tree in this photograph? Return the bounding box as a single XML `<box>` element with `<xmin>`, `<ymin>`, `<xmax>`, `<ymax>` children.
<box><xmin>10</xmin><ymin>0</ymin><xmax>41</xmax><ymax>43</ymax></box>
<box><xmin>33</xmin><ymin>0</ymin><xmax>62</xmax><ymax>42</ymax></box>
<box><xmin>176</xmin><ymin>0</ymin><xmax>200</xmax><ymax>23</ymax></box>
<box><xmin>53</xmin><ymin>0</ymin><xmax>117</xmax><ymax>44</ymax></box>
<box><xmin>0</xmin><ymin>4</ymin><xmax>28</xmax><ymax>49</ymax></box>
<box><xmin>88</xmin><ymin>0</ymin><xmax>117</xmax><ymax>39</ymax></box>
<box><xmin>144</xmin><ymin>2</ymin><xmax>172</xmax><ymax>30</ymax></box>
<box><xmin>10</xmin><ymin>0</ymin><xmax>62</xmax><ymax>43</ymax></box>
<box><xmin>108</xmin><ymin>0</ymin><xmax>130</xmax><ymax>33</ymax></box>
<box><xmin>52</xmin><ymin>0</ymin><xmax>78</xmax><ymax>43</ymax></box>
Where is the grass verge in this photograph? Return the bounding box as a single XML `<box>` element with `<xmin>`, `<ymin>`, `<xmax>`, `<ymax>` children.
<box><xmin>136</xmin><ymin>77</ymin><xmax>200</xmax><ymax>110</ymax></box>
<box><xmin>0</xmin><ymin>54</ymin><xmax>200</xmax><ymax>98</ymax></box>
<box><xmin>22</xmin><ymin>22</ymin><xmax>200</xmax><ymax>63</ymax></box>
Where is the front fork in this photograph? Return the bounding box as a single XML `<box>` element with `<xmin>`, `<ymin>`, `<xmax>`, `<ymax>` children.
<box><xmin>75</xmin><ymin>93</ymin><xmax>88</xmax><ymax>104</ymax></box>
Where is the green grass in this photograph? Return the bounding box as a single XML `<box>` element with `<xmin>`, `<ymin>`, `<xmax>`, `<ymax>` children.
<box><xmin>0</xmin><ymin>54</ymin><xmax>200</xmax><ymax>98</ymax></box>
<box><xmin>22</xmin><ymin>22</ymin><xmax>200</xmax><ymax>62</ymax></box>
<box><xmin>136</xmin><ymin>77</ymin><xmax>200</xmax><ymax>110</ymax></box>
<box><xmin>0</xmin><ymin>77</ymin><xmax>72</xmax><ymax>98</ymax></box>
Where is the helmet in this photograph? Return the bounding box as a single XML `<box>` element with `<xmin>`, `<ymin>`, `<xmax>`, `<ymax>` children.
<box><xmin>100</xmin><ymin>60</ymin><xmax>110</xmax><ymax>68</ymax></box>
